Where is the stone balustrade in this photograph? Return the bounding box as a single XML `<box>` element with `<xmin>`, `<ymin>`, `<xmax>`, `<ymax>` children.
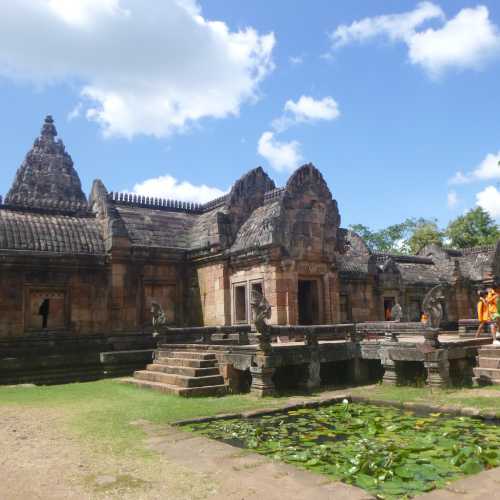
<box><xmin>158</xmin><ymin>325</ymin><xmax>251</xmax><ymax>345</ymax></box>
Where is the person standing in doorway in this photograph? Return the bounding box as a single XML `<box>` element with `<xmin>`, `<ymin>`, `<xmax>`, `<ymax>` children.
<box><xmin>38</xmin><ymin>299</ymin><xmax>50</xmax><ymax>329</ymax></box>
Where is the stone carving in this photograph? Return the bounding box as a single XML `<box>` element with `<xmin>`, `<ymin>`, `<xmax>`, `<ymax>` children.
<box><xmin>422</xmin><ymin>285</ymin><xmax>445</xmax><ymax>349</ymax></box>
<box><xmin>422</xmin><ymin>285</ymin><xmax>445</xmax><ymax>330</ymax></box>
<box><xmin>391</xmin><ymin>302</ymin><xmax>403</xmax><ymax>322</ymax></box>
<box><xmin>250</xmin><ymin>290</ymin><xmax>272</xmax><ymax>354</ymax></box>
<box><xmin>151</xmin><ymin>301</ymin><xmax>167</xmax><ymax>337</ymax></box>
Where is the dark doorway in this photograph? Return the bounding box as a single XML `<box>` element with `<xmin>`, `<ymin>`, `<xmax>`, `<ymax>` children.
<box><xmin>384</xmin><ymin>297</ymin><xmax>395</xmax><ymax>321</ymax></box>
<box><xmin>234</xmin><ymin>285</ymin><xmax>247</xmax><ymax>323</ymax></box>
<box><xmin>250</xmin><ymin>282</ymin><xmax>263</xmax><ymax>322</ymax></box>
<box><xmin>39</xmin><ymin>299</ymin><xmax>50</xmax><ymax>329</ymax></box>
<box><xmin>298</xmin><ymin>280</ymin><xmax>320</xmax><ymax>325</ymax></box>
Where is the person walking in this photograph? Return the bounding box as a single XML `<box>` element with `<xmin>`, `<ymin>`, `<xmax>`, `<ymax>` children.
<box><xmin>475</xmin><ymin>290</ymin><xmax>489</xmax><ymax>338</ymax></box>
<box><xmin>486</xmin><ymin>287</ymin><xmax>500</xmax><ymax>345</ymax></box>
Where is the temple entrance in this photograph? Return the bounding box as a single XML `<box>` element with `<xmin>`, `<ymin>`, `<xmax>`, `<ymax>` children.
<box><xmin>298</xmin><ymin>279</ymin><xmax>320</xmax><ymax>325</ymax></box>
<box><xmin>384</xmin><ymin>297</ymin><xmax>395</xmax><ymax>321</ymax></box>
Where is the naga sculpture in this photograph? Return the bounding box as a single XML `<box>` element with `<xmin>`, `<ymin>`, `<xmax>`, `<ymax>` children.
<box><xmin>422</xmin><ymin>285</ymin><xmax>445</xmax><ymax>330</ymax></box>
<box><xmin>151</xmin><ymin>301</ymin><xmax>167</xmax><ymax>338</ymax></box>
<box><xmin>250</xmin><ymin>290</ymin><xmax>272</xmax><ymax>354</ymax></box>
<box><xmin>391</xmin><ymin>302</ymin><xmax>403</xmax><ymax>322</ymax></box>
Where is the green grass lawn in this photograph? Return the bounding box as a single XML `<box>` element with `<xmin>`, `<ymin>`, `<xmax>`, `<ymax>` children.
<box><xmin>1</xmin><ymin>379</ymin><xmax>499</xmax><ymax>460</ymax></box>
<box><xmin>0</xmin><ymin>379</ymin><xmax>278</xmax><ymax>457</ymax></box>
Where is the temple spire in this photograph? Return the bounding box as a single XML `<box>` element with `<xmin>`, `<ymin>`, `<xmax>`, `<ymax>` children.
<box><xmin>40</xmin><ymin>115</ymin><xmax>57</xmax><ymax>141</ymax></box>
<box><xmin>5</xmin><ymin>115</ymin><xmax>87</xmax><ymax>211</ymax></box>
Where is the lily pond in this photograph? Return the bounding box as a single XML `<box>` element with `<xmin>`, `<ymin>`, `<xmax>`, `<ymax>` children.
<box><xmin>185</xmin><ymin>402</ymin><xmax>500</xmax><ymax>499</ymax></box>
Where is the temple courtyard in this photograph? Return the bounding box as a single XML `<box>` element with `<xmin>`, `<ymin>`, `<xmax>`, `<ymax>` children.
<box><xmin>1</xmin><ymin>379</ymin><xmax>500</xmax><ymax>500</ymax></box>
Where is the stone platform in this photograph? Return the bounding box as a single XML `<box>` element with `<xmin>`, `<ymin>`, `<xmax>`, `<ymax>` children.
<box><xmin>474</xmin><ymin>345</ymin><xmax>500</xmax><ymax>385</ymax></box>
<box><xmin>0</xmin><ymin>332</ymin><xmax>155</xmax><ymax>385</ymax></box>
<box><xmin>121</xmin><ymin>348</ymin><xmax>227</xmax><ymax>396</ymax></box>
<box><xmin>121</xmin><ymin>333</ymin><xmax>491</xmax><ymax>397</ymax></box>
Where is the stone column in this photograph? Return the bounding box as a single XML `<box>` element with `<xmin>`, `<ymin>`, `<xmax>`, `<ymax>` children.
<box><xmin>424</xmin><ymin>349</ymin><xmax>450</xmax><ymax>388</ymax></box>
<box><xmin>352</xmin><ymin>357</ymin><xmax>370</xmax><ymax>385</ymax></box>
<box><xmin>250</xmin><ymin>353</ymin><xmax>276</xmax><ymax>396</ymax></box>
<box><xmin>250</xmin><ymin>365</ymin><xmax>276</xmax><ymax>396</ymax></box>
<box><xmin>382</xmin><ymin>359</ymin><xmax>398</xmax><ymax>385</ymax></box>
<box><xmin>380</xmin><ymin>345</ymin><xmax>398</xmax><ymax>385</ymax></box>
<box><xmin>298</xmin><ymin>348</ymin><xmax>321</xmax><ymax>392</ymax></box>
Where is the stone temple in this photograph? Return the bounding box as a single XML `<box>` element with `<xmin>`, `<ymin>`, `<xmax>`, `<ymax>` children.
<box><xmin>0</xmin><ymin>116</ymin><xmax>499</xmax><ymax>385</ymax></box>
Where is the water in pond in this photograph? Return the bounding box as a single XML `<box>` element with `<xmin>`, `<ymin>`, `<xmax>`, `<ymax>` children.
<box><xmin>185</xmin><ymin>402</ymin><xmax>500</xmax><ymax>499</ymax></box>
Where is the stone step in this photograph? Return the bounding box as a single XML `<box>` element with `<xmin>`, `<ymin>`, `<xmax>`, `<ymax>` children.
<box><xmin>169</xmin><ymin>351</ymin><xmax>217</xmax><ymax>360</ymax></box>
<box><xmin>134</xmin><ymin>370</ymin><xmax>224</xmax><ymax>388</ymax></box>
<box><xmin>476</xmin><ymin>347</ymin><xmax>500</xmax><ymax>358</ymax></box>
<box><xmin>155</xmin><ymin>356</ymin><xmax>217</xmax><ymax>368</ymax></box>
<box><xmin>120</xmin><ymin>377</ymin><xmax>228</xmax><ymax>397</ymax></box>
<box><xmin>146</xmin><ymin>363</ymin><xmax>220</xmax><ymax>377</ymax></box>
<box><xmin>477</xmin><ymin>357</ymin><xmax>500</xmax><ymax>369</ymax></box>
<box><xmin>473</xmin><ymin>367</ymin><xmax>500</xmax><ymax>381</ymax></box>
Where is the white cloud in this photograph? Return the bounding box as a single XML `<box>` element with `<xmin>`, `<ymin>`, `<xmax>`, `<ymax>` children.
<box><xmin>0</xmin><ymin>0</ymin><xmax>275</xmax><ymax>138</ymax></box>
<box><xmin>257</xmin><ymin>131</ymin><xmax>303</xmax><ymax>172</ymax></box>
<box><xmin>331</xmin><ymin>1</ymin><xmax>444</xmax><ymax>48</ymax></box>
<box><xmin>132</xmin><ymin>175</ymin><xmax>226</xmax><ymax>203</ymax></box>
<box><xmin>285</xmin><ymin>95</ymin><xmax>340</xmax><ymax>122</ymax></box>
<box><xmin>330</xmin><ymin>3</ymin><xmax>500</xmax><ymax>77</ymax></box>
<box><xmin>272</xmin><ymin>95</ymin><xmax>340</xmax><ymax>132</ymax></box>
<box><xmin>476</xmin><ymin>185</ymin><xmax>500</xmax><ymax>218</ymax></box>
<box><xmin>450</xmin><ymin>152</ymin><xmax>500</xmax><ymax>184</ymax></box>
<box><xmin>67</xmin><ymin>102</ymin><xmax>83</xmax><ymax>121</ymax></box>
<box><xmin>447</xmin><ymin>190</ymin><xmax>459</xmax><ymax>208</ymax></box>
<box><xmin>289</xmin><ymin>55</ymin><xmax>304</xmax><ymax>65</ymax></box>
<box><xmin>409</xmin><ymin>6</ymin><xmax>500</xmax><ymax>77</ymax></box>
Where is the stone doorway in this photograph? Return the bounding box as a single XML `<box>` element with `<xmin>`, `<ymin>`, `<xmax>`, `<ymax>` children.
<box><xmin>384</xmin><ymin>297</ymin><xmax>395</xmax><ymax>321</ymax></box>
<box><xmin>298</xmin><ymin>279</ymin><xmax>320</xmax><ymax>325</ymax></box>
<box><xmin>27</xmin><ymin>290</ymin><xmax>66</xmax><ymax>331</ymax></box>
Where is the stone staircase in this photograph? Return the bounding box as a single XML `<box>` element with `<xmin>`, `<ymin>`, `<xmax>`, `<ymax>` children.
<box><xmin>473</xmin><ymin>345</ymin><xmax>500</xmax><ymax>385</ymax></box>
<box><xmin>121</xmin><ymin>348</ymin><xmax>227</xmax><ymax>396</ymax></box>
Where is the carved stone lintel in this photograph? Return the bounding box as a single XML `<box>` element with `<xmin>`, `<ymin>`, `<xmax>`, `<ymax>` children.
<box><xmin>250</xmin><ymin>366</ymin><xmax>276</xmax><ymax>396</ymax></box>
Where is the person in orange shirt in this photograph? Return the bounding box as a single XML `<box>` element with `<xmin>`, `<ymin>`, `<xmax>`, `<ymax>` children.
<box><xmin>486</xmin><ymin>288</ymin><xmax>499</xmax><ymax>343</ymax></box>
<box><xmin>475</xmin><ymin>290</ymin><xmax>489</xmax><ymax>338</ymax></box>
<box><xmin>493</xmin><ymin>283</ymin><xmax>500</xmax><ymax>345</ymax></box>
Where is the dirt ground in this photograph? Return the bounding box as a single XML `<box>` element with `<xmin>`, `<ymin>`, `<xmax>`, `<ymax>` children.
<box><xmin>0</xmin><ymin>405</ymin><xmax>368</xmax><ymax>500</ymax></box>
<box><xmin>1</xmin><ymin>401</ymin><xmax>500</xmax><ymax>500</ymax></box>
<box><xmin>0</xmin><ymin>406</ymin><xmax>219</xmax><ymax>500</ymax></box>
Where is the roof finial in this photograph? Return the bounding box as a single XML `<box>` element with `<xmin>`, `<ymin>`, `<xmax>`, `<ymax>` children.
<box><xmin>41</xmin><ymin>115</ymin><xmax>57</xmax><ymax>140</ymax></box>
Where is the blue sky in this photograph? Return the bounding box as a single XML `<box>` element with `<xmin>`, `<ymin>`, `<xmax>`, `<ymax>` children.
<box><xmin>1</xmin><ymin>0</ymin><xmax>500</xmax><ymax>229</ymax></box>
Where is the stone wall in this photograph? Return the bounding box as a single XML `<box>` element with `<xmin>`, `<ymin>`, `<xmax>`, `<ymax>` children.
<box><xmin>196</xmin><ymin>262</ymin><xmax>230</xmax><ymax>326</ymax></box>
<box><xmin>339</xmin><ymin>277</ymin><xmax>380</xmax><ymax>323</ymax></box>
<box><xmin>0</xmin><ymin>252</ymin><xmax>109</xmax><ymax>337</ymax></box>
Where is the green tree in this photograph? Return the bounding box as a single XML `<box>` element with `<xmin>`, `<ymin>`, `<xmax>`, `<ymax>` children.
<box><xmin>446</xmin><ymin>207</ymin><xmax>500</xmax><ymax>248</ymax></box>
<box><xmin>349</xmin><ymin>218</ymin><xmax>444</xmax><ymax>255</ymax></box>
<box><xmin>406</xmin><ymin>219</ymin><xmax>444</xmax><ymax>254</ymax></box>
<box><xmin>349</xmin><ymin>219</ymin><xmax>417</xmax><ymax>254</ymax></box>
